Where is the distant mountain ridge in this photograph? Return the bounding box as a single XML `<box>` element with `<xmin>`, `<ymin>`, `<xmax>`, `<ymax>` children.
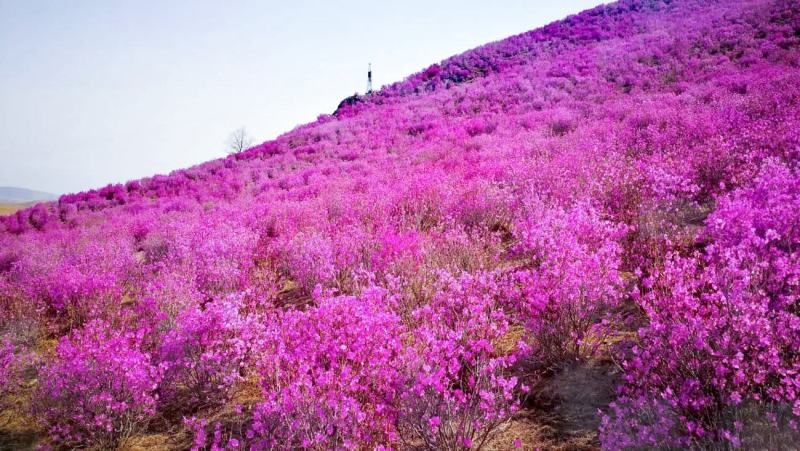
<box><xmin>0</xmin><ymin>186</ymin><xmax>57</xmax><ymax>204</ymax></box>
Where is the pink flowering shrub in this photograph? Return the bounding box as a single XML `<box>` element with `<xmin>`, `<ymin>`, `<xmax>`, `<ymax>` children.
<box><xmin>602</xmin><ymin>162</ymin><xmax>800</xmax><ymax>448</ymax></box>
<box><xmin>249</xmin><ymin>288</ymin><xmax>406</xmax><ymax>449</ymax></box>
<box><xmin>8</xmin><ymin>230</ymin><xmax>135</xmax><ymax>329</ymax></box>
<box><xmin>157</xmin><ymin>294</ymin><xmax>258</xmax><ymax>411</ymax></box>
<box><xmin>599</xmin><ymin>395</ymin><xmax>685</xmax><ymax>449</ymax></box>
<box><xmin>0</xmin><ymin>0</ymin><xmax>799</xmax><ymax>448</ymax></box>
<box><xmin>33</xmin><ymin>320</ymin><xmax>162</xmax><ymax>448</ymax></box>
<box><xmin>283</xmin><ymin>231</ymin><xmax>337</xmax><ymax>293</ymax></box>
<box><xmin>399</xmin><ymin>272</ymin><xmax>525</xmax><ymax>450</ymax></box>
<box><xmin>184</xmin><ymin>416</ymin><xmax>245</xmax><ymax>451</ymax></box>
<box><xmin>187</xmin><ymin>219</ymin><xmax>258</xmax><ymax>297</ymax></box>
<box><xmin>703</xmin><ymin>160</ymin><xmax>800</xmax><ymax>312</ymax></box>
<box><xmin>509</xmin><ymin>202</ymin><xmax>626</xmax><ymax>367</ymax></box>
<box><xmin>372</xmin><ymin>227</ymin><xmax>423</xmax><ymax>275</ymax></box>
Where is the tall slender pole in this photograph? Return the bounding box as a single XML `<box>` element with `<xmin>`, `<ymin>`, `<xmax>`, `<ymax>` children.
<box><xmin>367</xmin><ymin>63</ymin><xmax>373</xmax><ymax>94</ymax></box>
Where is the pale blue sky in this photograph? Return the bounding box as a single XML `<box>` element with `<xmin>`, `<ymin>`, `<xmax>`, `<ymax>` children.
<box><xmin>0</xmin><ymin>1</ymin><xmax>605</xmax><ymax>194</ymax></box>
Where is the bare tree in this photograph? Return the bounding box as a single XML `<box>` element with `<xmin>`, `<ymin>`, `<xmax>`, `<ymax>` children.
<box><xmin>227</xmin><ymin>127</ymin><xmax>253</xmax><ymax>154</ymax></box>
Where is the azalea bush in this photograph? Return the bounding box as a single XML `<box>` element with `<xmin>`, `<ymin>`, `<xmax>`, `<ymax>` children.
<box><xmin>250</xmin><ymin>288</ymin><xmax>407</xmax><ymax>449</ymax></box>
<box><xmin>157</xmin><ymin>294</ymin><xmax>259</xmax><ymax>411</ymax></box>
<box><xmin>602</xmin><ymin>162</ymin><xmax>800</xmax><ymax>448</ymax></box>
<box><xmin>509</xmin><ymin>201</ymin><xmax>626</xmax><ymax>367</ymax></box>
<box><xmin>33</xmin><ymin>320</ymin><xmax>162</xmax><ymax>448</ymax></box>
<box><xmin>399</xmin><ymin>272</ymin><xmax>525</xmax><ymax>450</ymax></box>
<box><xmin>0</xmin><ymin>0</ymin><xmax>799</xmax><ymax>448</ymax></box>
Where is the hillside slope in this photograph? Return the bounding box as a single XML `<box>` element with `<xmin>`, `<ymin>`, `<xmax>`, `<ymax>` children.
<box><xmin>0</xmin><ymin>187</ymin><xmax>56</xmax><ymax>204</ymax></box>
<box><xmin>1</xmin><ymin>0</ymin><xmax>799</xmax><ymax>449</ymax></box>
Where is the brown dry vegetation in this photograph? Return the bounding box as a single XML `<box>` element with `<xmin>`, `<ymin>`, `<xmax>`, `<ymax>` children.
<box><xmin>484</xmin><ymin>327</ymin><xmax>623</xmax><ymax>451</ymax></box>
<box><xmin>0</xmin><ymin>204</ymin><xmax>27</xmax><ymax>216</ymax></box>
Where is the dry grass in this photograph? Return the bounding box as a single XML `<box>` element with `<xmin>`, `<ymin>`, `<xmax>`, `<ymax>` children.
<box><xmin>0</xmin><ymin>203</ymin><xmax>27</xmax><ymax>216</ymax></box>
<box><xmin>485</xmin><ymin>411</ymin><xmax>560</xmax><ymax>451</ymax></box>
<box><xmin>119</xmin><ymin>434</ymin><xmax>181</xmax><ymax>451</ymax></box>
<box><xmin>0</xmin><ymin>393</ymin><xmax>40</xmax><ymax>451</ymax></box>
<box><xmin>494</xmin><ymin>324</ymin><xmax>525</xmax><ymax>357</ymax></box>
<box><xmin>0</xmin><ymin>350</ymin><xmax>47</xmax><ymax>450</ymax></box>
<box><xmin>275</xmin><ymin>279</ymin><xmax>313</xmax><ymax>310</ymax></box>
<box><xmin>486</xmin><ymin>361</ymin><xmax>619</xmax><ymax>451</ymax></box>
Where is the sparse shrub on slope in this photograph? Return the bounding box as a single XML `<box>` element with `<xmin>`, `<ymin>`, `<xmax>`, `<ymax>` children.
<box><xmin>601</xmin><ymin>161</ymin><xmax>800</xmax><ymax>449</ymax></box>
<box><xmin>33</xmin><ymin>320</ymin><xmax>162</xmax><ymax>448</ymax></box>
<box><xmin>508</xmin><ymin>201</ymin><xmax>627</xmax><ymax>368</ymax></box>
<box><xmin>157</xmin><ymin>294</ymin><xmax>259</xmax><ymax>412</ymax></box>
<box><xmin>250</xmin><ymin>288</ymin><xmax>406</xmax><ymax>449</ymax></box>
<box><xmin>399</xmin><ymin>272</ymin><xmax>526</xmax><ymax>450</ymax></box>
<box><xmin>0</xmin><ymin>339</ymin><xmax>14</xmax><ymax>402</ymax></box>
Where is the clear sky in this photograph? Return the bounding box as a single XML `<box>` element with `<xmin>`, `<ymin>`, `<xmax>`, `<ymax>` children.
<box><xmin>0</xmin><ymin>0</ymin><xmax>605</xmax><ymax>195</ymax></box>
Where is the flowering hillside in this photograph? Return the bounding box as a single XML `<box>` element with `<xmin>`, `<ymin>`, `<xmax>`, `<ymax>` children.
<box><xmin>1</xmin><ymin>0</ymin><xmax>800</xmax><ymax>449</ymax></box>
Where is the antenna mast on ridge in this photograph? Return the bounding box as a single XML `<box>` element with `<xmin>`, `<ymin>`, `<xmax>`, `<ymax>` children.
<box><xmin>366</xmin><ymin>63</ymin><xmax>373</xmax><ymax>94</ymax></box>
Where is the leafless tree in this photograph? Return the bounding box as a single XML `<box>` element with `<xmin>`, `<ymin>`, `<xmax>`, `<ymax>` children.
<box><xmin>227</xmin><ymin>127</ymin><xmax>253</xmax><ymax>154</ymax></box>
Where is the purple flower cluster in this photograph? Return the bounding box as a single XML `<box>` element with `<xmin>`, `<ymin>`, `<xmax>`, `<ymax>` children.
<box><xmin>251</xmin><ymin>289</ymin><xmax>406</xmax><ymax>448</ymax></box>
<box><xmin>158</xmin><ymin>294</ymin><xmax>258</xmax><ymax>410</ymax></box>
<box><xmin>508</xmin><ymin>201</ymin><xmax>626</xmax><ymax>366</ymax></box>
<box><xmin>33</xmin><ymin>320</ymin><xmax>162</xmax><ymax>448</ymax></box>
<box><xmin>0</xmin><ymin>0</ymin><xmax>799</xmax><ymax>448</ymax></box>
<box><xmin>601</xmin><ymin>161</ymin><xmax>800</xmax><ymax>447</ymax></box>
<box><xmin>399</xmin><ymin>272</ymin><xmax>524</xmax><ymax>449</ymax></box>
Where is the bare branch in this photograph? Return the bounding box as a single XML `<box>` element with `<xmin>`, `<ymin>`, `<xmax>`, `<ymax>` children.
<box><xmin>227</xmin><ymin>127</ymin><xmax>253</xmax><ymax>154</ymax></box>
